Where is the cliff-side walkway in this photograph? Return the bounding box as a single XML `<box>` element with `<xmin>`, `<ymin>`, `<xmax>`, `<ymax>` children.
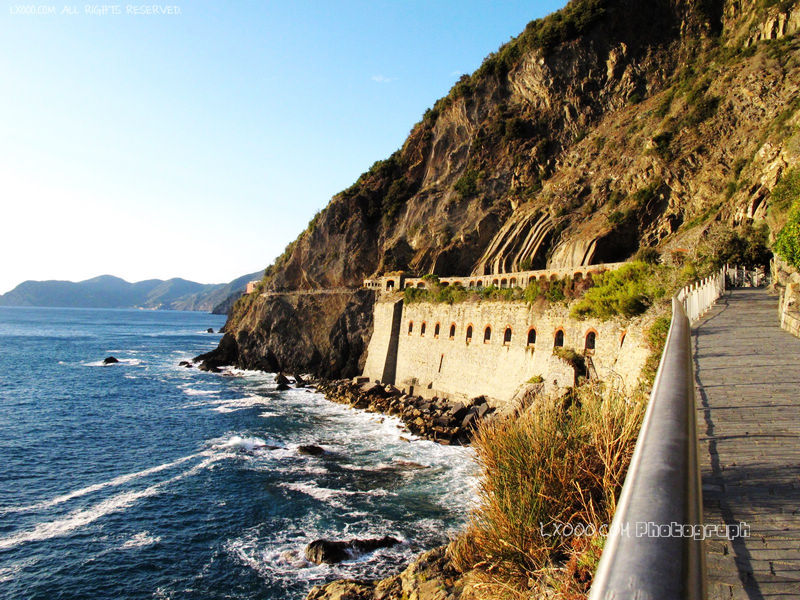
<box><xmin>694</xmin><ymin>288</ymin><xmax>800</xmax><ymax>599</ymax></box>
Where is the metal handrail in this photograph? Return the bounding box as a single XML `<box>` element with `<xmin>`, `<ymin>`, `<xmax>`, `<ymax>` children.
<box><xmin>588</xmin><ymin>267</ymin><xmax>725</xmax><ymax>600</ymax></box>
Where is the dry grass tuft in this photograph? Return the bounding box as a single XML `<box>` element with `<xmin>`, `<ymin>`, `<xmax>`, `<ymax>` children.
<box><xmin>452</xmin><ymin>383</ymin><xmax>644</xmax><ymax>599</ymax></box>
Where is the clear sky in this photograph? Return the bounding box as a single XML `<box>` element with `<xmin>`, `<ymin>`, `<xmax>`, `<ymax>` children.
<box><xmin>0</xmin><ymin>0</ymin><xmax>568</xmax><ymax>294</ymax></box>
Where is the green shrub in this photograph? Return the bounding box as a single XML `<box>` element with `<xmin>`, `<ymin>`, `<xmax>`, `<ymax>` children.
<box><xmin>650</xmin><ymin>131</ymin><xmax>674</xmax><ymax>159</ymax></box>
<box><xmin>641</xmin><ymin>315</ymin><xmax>671</xmax><ymax>387</ymax></box>
<box><xmin>770</xmin><ymin>167</ymin><xmax>800</xmax><ymax>215</ymax></box>
<box><xmin>775</xmin><ymin>200</ymin><xmax>800</xmax><ymax>269</ymax></box>
<box><xmin>700</xmin><ymin>223</ymin><xmax>772</xmax><ymax>269</ymax></box>
<box><xmin>634</xmin><ymin>247</ymin><xmax>661</xmax><ymax>264</ymax></box>
<box><xmin>454</xmin><ymin>169</ymin><xmax>480</xmax><ymax>198</ymax></box>
<box><xmin>570</xmin><ymin>262</ymin><xmax>666</xmax><ymax>320</ymax></box>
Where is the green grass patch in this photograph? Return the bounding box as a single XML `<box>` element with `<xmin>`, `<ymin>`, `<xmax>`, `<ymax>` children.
<box><xmin>775</xmin><ymin>199</ymin><xmax>800</xmax><ymax>269</ymax></box>
<box><xmin>570</xmin><ymin>262</ymin><xmax>667</xmax><ymax>320</ymax></box>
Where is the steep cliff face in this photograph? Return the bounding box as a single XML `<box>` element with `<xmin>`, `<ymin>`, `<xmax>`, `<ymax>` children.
<box><xmin>206</xmin><ymin>0</ymin><xmax>800</xmax><ymax>377</ymax></box>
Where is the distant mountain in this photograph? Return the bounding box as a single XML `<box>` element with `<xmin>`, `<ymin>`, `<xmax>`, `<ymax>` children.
<box><xmin>0</xmin><ymin>271</ymin><xmax>263</xmax><ymax>312</ymax></box>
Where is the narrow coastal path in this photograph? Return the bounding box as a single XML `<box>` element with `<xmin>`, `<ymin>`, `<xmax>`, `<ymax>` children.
<box><xmin>694</xmin><ymin>289</ymin><xmax>800</xmax><ymax>599</ymax></box>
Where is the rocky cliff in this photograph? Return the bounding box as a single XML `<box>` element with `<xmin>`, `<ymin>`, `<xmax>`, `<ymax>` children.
<box><xmin>204</xmin><ymin>0</ymin><xmax>800</xmax><ymax>378</ymax></box>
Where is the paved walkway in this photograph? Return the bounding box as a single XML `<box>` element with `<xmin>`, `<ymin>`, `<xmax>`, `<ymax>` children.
<box><xmin>694</xmin><ymin>288</ymin><xmax>800</xmax><ymax>599</ymax></box>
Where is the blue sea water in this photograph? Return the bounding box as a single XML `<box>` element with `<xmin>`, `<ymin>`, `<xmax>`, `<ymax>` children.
<box><xmin>0</xmin><ymin>307</ymin><xmax>476</xmax><ymax>600</ymax></box>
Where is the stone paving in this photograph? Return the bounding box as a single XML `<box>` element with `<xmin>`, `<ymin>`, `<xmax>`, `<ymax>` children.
<box><xmin>694</xmin><ymin>288</ymin><xmax>800</xmax><ymax>599</ymax></box>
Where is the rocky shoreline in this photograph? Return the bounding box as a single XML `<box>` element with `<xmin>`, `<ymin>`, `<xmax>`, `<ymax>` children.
<box><xmin>312</xmin><ymin>379</ymin><xmax>495</xmax><ymax>445</ymax></box>
<box><xmin>305</xmin><ymin>544</ymin><xmax>476</xmax><ymax>600</ymax></box>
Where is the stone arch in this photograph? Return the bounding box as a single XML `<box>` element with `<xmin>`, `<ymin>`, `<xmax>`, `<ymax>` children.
<box><xmin>465</xmin><ymin>324</ymin><xmax>474</xmax><ymax>344</ymax></box>
<box><xmin>585</xmin><ymin>329</ymin><xmax>598</xmax><ymax>351</ymax></box>
<box><xmin>527</xmin><ymin>327</ymin><xmax>537</xmax><ymax>346</ymax></box>
<box><xmin>417</xmin><ymin>282</ymin><xmax>425</xmax><ymax>289</ymax></box>
<box><xmin>434</xmin><ymin>322</ymin><xmax>441</xmax><ymax>338</ymax></box>
<box><xmin>554</xmin><ymin>328</ymin><xmax>565</xmax><ymax>347</ymax></box>
<box><xmin>510</xmin><ymin>277</ymin><xmax>517</xmax><ymax>287</ymax></box>
<box><xmin>420</xmin><ymin>321</ymin><xmax>427</xmax><ymax>337</ymax></box>
<box><xmin>503</xmin><ymin>326</ymin><xmax>512</xmax><ymax>345</ymax></box>
<box><xmin>449</xmin><ymin>323</ymin><xmax>456</xmax><ymax>339</ymax></box>
<box><xmin>484</xmin><ymin>325</ymin><xmax>492</xmax><ymax>343</ymax></box>
<box><xmin>408</xmin><ymin>321</ymin><xmax>414</xmax><ymax>335</ymax></box>
<box><xmin>550</xmin><ymin>274</ymin><xmax>559</xmax><ymax>282</ymax></box>
<box><xmin>469</xmin><ymin>280</ymin><xmax>476</xmax><ymax>288</ymax></box>
<box><xmin>441</xmin><ymin>281</ymin><xmax>450</xmax><ymax>287</ymax></box>
<box><xmin>539</xmin><ymin>275</ymin><xmax>547</xmax><ymax>284</ymax></box>
<box><xmin>573</xmin><ymin>272</ymin><xmax>583</xmax><ymax>282</ymax></box>
<box><xmin>386</xmin><ymin>280</ymin><xmax>395</xmax><ymax>290</ymax></box>
<box><xmin>500</xmin><ymin>278</ymin><xmax>508</xmax><ymax>288</ymax></box>
<box><xmin>492</xmin><ymin>278</ymin><xmax>499</xmax><ymax>287</ymax></box>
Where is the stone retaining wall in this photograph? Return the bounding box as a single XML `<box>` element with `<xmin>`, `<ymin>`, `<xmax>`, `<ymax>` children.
<box><xmin>362</xmin><ymin>298</ymin><xmax>652</xmax><ymax>407</ymax></box>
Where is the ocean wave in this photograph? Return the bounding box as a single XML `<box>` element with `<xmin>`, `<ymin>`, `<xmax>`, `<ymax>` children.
<box><xmin>280</xmin><ymin>482</ymin><xmax>393</xmax><ymax>507</ymax></box>
<box><xmin>0</xmin><ymin>455</ymin><xmax>222</xmax><ymax>551</ymax></box>
<box><xmin>182</xmin><ymin>388</ymin><xmax>219</xmax><ymax>396</ymax></box>
<box><xmin>0</xmin><ymin>452</ymin><xmax>208</xmax><ymax>515</ymax></box>
<box><xmin>118</xmin><ymin>531</ymin><xmax>161</xmax><ymax>550</ymax></box>
<box><xmin>211</xmin><ymin>435</ymin><xmax>282</xmax><ymax>453</ymax></box>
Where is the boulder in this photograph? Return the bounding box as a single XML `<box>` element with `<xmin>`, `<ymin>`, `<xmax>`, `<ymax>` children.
<box><xmin>461</xmin><ymin>412</ymin><xmax>477</xmax><ymax>430</ymax></box>
<box><xmin>276</xmin><ymin>382</ymin><xmax>290</xmax><ymax>391</ymax></box>
<box><xmin>293</xmin><ymin>373</ymin><xmax>306</xmax><ymax>387</ymax></box>
<box><xmin>305</xmin><ymin>540</ymin><xmax>349</xmax><ymax>564</ymax></box>
<box><xmin>103</xmin><ymin>356</ymin><xmax>119</xmax><ymax>365</ymax></box>
<box><xmin>448</xmin><ymin>402</ymin><xmax>468</xmax><ymax>422</ymax></box>
<box><xmin>275</xmin><ymin>373</ymin><xmax>290</xmax><ymax>386</ymax></box>
<box><xmin>304</xmin><ymin>536</ymin><xmax>401</xmax><ymax>565</ymax></box>
<box><xmin>359</xmin><ymin>381</ymin><xmax>381</xmax><ymax>394</ymax></box>
<box><xmin>178</xmin><ymin>360</ymin><xmax>192</xmax><ymax>368</ymax></box>
<box><xmin>297</xmin><ymin>444</ymin><xmax>325</xmax><ymax>456</ymax></box>
<box><xmin>206</xmin><ymin>328</ymin><xmax>215</xmax><ymax>333</ymax></box>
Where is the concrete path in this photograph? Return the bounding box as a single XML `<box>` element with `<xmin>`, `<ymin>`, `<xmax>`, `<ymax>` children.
<box><xmin>694</xmin><ymin>288</ymin><xmax>800</xmax><ymax>599</ymax></box>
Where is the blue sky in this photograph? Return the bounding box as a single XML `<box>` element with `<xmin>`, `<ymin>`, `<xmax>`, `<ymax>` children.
<box><xmin>0</xmin><ymin>0</ymin><xmax>568</xmax><ymax>294</ymax></box>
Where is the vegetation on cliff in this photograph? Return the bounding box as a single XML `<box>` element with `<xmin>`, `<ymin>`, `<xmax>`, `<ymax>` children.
<box><xmin>773</xmin><ymin>168</ymin><xmax>800</xmax><ymax>268</ymax></box>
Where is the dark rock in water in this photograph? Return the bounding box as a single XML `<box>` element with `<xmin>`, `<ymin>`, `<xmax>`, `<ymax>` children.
<box><xmin>206</xmin><ymin>328</ymin><xmax>214</xmax><ymax>333</ymax></box>
<box><xmin>304</xmin><ymin>536</ymin><xmax>400</xmax><ymax>564</ymax></box>
<box><xmin>195</xmin><ymin>333</ymin><xmax>239</xmax><ymax>372</ymax></box>
<box><xmin>103</xmin><ymin>356</ymin><xmax>119</xmax><ymax>365</ymax></box>
<box><xmin>297</xmin><ymin>444</ymin><xmax>325</xmax><ymax>456</ymax></box>
<box><xmin>178</xmin><ymin>360</ymin><xmax>192</xmax><ymax>368</ymax></box>
<box><xmin>305</xmin><ymin>540</ymin><xmax>349</xmax><ymax>564</ymax></box>
<box><xmin>275</xmin><ymin>373</ymin><xmax>290</xmax><ymax>386</ymax></box>
<box><xmin>293</xmin><ymin>373</ymin><xmax>306</xmax><ymax>388</ymax></box>
<box><xmin>276</xmin><ymin>382</ymin><xmax>290</xmax><ymax>391</ymax></box>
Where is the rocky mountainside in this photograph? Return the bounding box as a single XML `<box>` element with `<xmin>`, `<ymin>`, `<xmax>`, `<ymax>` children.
<box><xmin>0</xmin><ymin>271</ymin><xmax>262</xmax><ymax>312</ymax></box>
<box><xmin>205</xmin><ymin>0</ymin><xmax>800</xmax><ymax>378</ymax></box>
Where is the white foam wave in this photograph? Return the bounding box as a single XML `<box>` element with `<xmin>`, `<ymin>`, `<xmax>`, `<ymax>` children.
<box><xmin>118</xmin><ymin>531</ymin><xmax>161</xmax><ymax>550</ymax></box>
<box><xmin>1</xmin><ymin>453</ymin><xmax>206</xmax><ymax>515</ymax></box>
<box><xmin>182</xmin><ymin>388</ymin><xmax>219</xmax><ymax>396</ymax></box>
<box><xmin>0</xmin><ymin>455</ymin><xmax>221</xmax><ymax>551</ymax></box>
<box><xmin>280</xmin><ymin>482</ymin><xmax>392</xmax><ymax>507</ymax></box>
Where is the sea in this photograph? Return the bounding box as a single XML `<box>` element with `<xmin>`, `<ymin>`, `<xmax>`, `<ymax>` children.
<box><xmin>0</xmin><ymin>307</ymin><xmax>477</xmax><ymax>600</ymax></box>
